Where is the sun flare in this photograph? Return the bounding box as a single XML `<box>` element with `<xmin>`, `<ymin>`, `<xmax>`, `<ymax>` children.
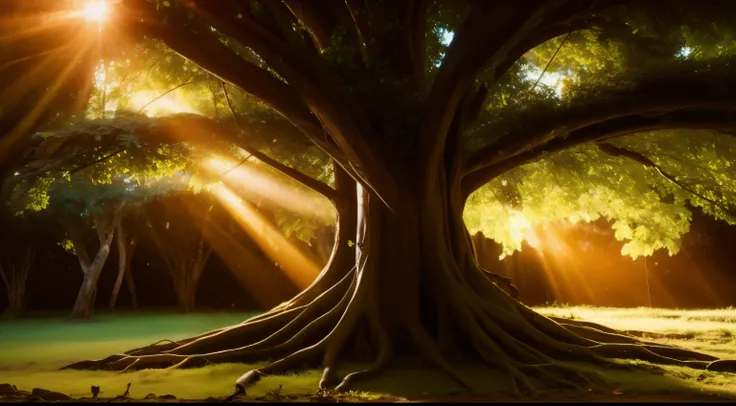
<box><xmin>81</xmin><ymin>1</ymin><xmax>110</xmax><ymax>22</ymax></box>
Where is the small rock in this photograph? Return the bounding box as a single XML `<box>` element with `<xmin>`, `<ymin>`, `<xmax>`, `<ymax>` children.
<box><xmin>612</xmin><ymin>389</ymin><xmax>624</xmax><ymax>396</ymax></box>
<box><xmin>31</xmin><ymin>388</ymin><xmax>71</xmax><ymax>401</ymax></box>
<box><xmin>159</xmin><ymin>394</ymin><xmax>177</xmax><ymax>399</ymax></box>
<box><xmin>0</xmin><ymin>383</ymin><xmax>17</xmax><ymax>395</ymax></box>
<box><xmin>145</xmin><ymin>393</ymin><xmax>157</xmax><ymax>399</ymax></box>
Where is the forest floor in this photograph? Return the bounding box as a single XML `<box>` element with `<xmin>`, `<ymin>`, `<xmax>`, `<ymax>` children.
<box><xmin>0</xmin><ymin>306</ymin><xmax>734</xmax><ymax>402</ymax></box>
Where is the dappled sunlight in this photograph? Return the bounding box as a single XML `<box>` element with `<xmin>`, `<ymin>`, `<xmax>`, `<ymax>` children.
<box><xmin>535</xmin><ymin>306</ymin><xmax>736</xmax><ymax>334</ymax></box>
<box><xmin>208</xmin><ymin>183</ymin><xmax>321</xmax><ymax>291</ymax></box>
<box><xmin>205</xmin><ymin>154</ymin><xmax>335</xmax><ymax>223</ymax></box>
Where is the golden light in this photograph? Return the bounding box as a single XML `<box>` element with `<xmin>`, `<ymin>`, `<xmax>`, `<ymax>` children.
<box><xmin>208</xmin><ymin>183</ymin><xmax>321</xmax><ymax>290</ymax></box>
<box><xmin>204</xmin><ymin>155</ymin><xmax>335</xmax><ymax>223</ymax></box>
<box><xmin>179</xmin><ymin>200</ymin><xmax>299</xmax><ymax>309</ymax></box>
<box><xmin>131</xmin><ymin>92</ymin><xmax>201</xmax><ymax>117</ymax></box>
<box><xmin>81</xmin><ymin>1</ymin><xmax>110</xmax><ymax>22</ymax></box>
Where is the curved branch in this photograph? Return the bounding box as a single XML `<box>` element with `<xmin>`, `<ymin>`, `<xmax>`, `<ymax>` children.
<box><xmin>186</xmin><ymin>2</ymin><xmax>398</xmax><ymax>210</ymax></box>
<box><xmin>463</xmin><ymin>62</ymin><xmax>736</xmax><ymax>178</ymax></box>
<box><xmin>220</xmin><ymin>82</ymin><xmax>338</xmax><ymax>203</ymax></box>
<box><xmin>461</xmin><ymin>110</ymin><xmax>736</xmax><ymax>197</ymax></box>
<box><xmin>596</xmin><ymin>142</ymin><xmax>736</xmax><ymax>216</ymax></box>
<box><xmin>421</xmin><ymin>1</ymin><xmax>625</xmax><ymax>179</ymax></box>
<box><xmin>282</xmin><ymin>0</ymin><xmax>348</xmax><ymax>50</ymax></box>
<box><xmin>237</xmin><ymin>143</ymin><xmax>338</xmax><ymax>203</ymax></box>
<box><xmin>420</xmin><ymin>3</ymin><xmax>548</xmax><ymax>178</ymax></box>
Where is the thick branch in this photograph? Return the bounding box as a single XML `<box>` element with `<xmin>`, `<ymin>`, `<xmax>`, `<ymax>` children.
<box><xmin>461</xmin><ymin>110</ymin><xmax>736</xmax><ymax>197</ymax></box>
<box><xmin>420</xmin><ymin>2</ymin><xmax>552</xmax><ymax>179</ymax></box>
<box><xmin>188</xmin><ymin>2</ymin><xmax>398</xmax><ymax>210</ymax></box>
<box><xmin>488</xmin><ymin>1</ymin><xmax>625</xmax><ymax>82</ymax></box>
<box><xmin>122</xmin><ymin>3</ymin><xmax>359</xmax><ymax>173</ymax></box>
<box><xmin>220</xmin><ymin>83</ymin><xmax>338</xmax><ymax>203</ymax></box>
<box><xmin>464</xmin><ymin>64</ymin><xmax>736</xmax><ymax>177</ymax></box>
<box><xmin>282</xmin><ymin>0</ymin><xmax>347</xmax><ymax>50</ymax></box>
<box><xmin>407</xmin><ymin>0</ymin><xmax>429</xmax><ymax>83</ymax></box>
<box><xmin>345</xmin><ymin>0</ymin><xmax>374</xmax><ymax>50</ymax></box>
<box><xmin>240</xmin><ymin>143</ymin><xmax>337</xmax><ymax>203</ymax></box>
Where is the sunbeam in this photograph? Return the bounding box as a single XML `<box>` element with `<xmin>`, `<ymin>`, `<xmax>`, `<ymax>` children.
<box><xmin>205</xmin><ymin>154</ymin><xmax>335</xmax><ymax>223</ymax></box>
<box><xmin>80</xmin><ymin>1</ymin><xmax>110</xmax><ymax>23</ymax></box>
<box><xmin>208</xmin><ymin>182</ymin><xmax>321</xmax><ymax>290</ymax></box>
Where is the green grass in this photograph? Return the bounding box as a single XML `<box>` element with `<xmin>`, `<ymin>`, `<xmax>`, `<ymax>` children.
<box><xmin>1</xmin><ymin>308</ymin><xmax>735</xmax><ymax>401</ymax></box>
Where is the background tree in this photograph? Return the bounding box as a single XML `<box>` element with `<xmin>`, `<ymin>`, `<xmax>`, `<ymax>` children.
<box><xmin>141</xmin><ymin>192</ymin><xmax>215</xmax><ymax>313</ymax></box>
<box><xmin>110</xmin><ymin>214</ymin><xmax>139</xmax><ymax>311</ymax></box>
<box><xmin>63</xmin><ymin>0</ymin><xmax>736</xmax><ymax>392</ymax></box>
<box><xmin>6</xmin><ymin>118</ymin><xmax>197</xmax><ymax>319</ymax></box>
<box><xmin>0</xmin><ymin>210</ymin><xmax>37</xmax><ymax>318</ymax></box>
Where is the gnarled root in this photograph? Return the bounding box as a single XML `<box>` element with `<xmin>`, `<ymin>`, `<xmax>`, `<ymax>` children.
<box><xmin>62</xmin><ymin>256</ymin><xmax>736</xmax><ymax>396</ymax></box>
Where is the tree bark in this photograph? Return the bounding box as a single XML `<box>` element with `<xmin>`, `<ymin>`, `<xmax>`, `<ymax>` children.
<box><xmin>124</xmin><ymin>242</ymin><xmax>138</xmax><ymax>309</ymax></box>
<box><xmin>175</xmin><ymin>272</ymin><xmax>199</xmax><ymax>313</ymax></box>
<box><xmin>64</xmin><ymin>161</ymin><xmax>736</xmax><ymax>388</ymax></box>
<box><xmin>0</xmin><ymin>247</ymin><xmax>34</xmax><ymax>318</ymax></box>
<box><xmin>109</xmin><ymin>223</ymin><xmax>135</xmax><ymax>311</ymax></box>
<box><xmin>68</xmin><ymin>209</ymin><xmax>122</xmax><ymax>320</ymax></box>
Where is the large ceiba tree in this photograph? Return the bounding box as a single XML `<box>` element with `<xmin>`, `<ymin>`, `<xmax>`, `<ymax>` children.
<box><xmin>64</xmin><ymin>0</ymin><xmax>736</xmax><ymax>394</ymax></box>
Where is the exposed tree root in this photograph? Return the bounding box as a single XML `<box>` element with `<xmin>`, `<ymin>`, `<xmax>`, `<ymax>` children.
<box><xmin>63</xmin><ymin>258</ymin><xmax>736</xmax><ymax>395</ymax></box>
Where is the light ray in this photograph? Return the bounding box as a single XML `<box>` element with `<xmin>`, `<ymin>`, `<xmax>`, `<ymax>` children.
<box><xmin>204</xmin><ymin>155</ymin><xmax>335</xmax><ymax>223</ymax></box>
<box><xmin>131</xmin><ymin>91</ymin><xmax>201</xmax><ymax>116</ymax></box>
<box><xmin>0</xmin><ymin>31</ymin><xmax>96</xmax><ymax>160</ymax></box>
<box><xmin>80</xmin><ymin>1</ymin><xmax>110</xmax><ymax>22</ymax></box>
<box><xmin>208</xmin><ymin>183</ymin><xmax>321</xmax><ymax>290</ymax></box>
<box><xmin>178</xmin><ymin>199</ymin><xmax>300</xmax><ymax>309</ymax></box>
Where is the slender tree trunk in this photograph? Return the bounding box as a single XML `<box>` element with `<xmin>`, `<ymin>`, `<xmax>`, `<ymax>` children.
<box><xmin>0</xmin><ymin>248</ymin><xmax>35</xmax><ymax>318</ymax></box>
<box><xmin>124</xmin><ymin>242</ymin><xmax>138</xmax><ymax>309</ymax></box>
<box><xmin>69</xmin><ymin>212</ymin><xmax>121</xmax><ymax>320</ymax></box>
<box><xmin>175</xmin><ymin>272</ymin><xmax>199</xmax><ymax>313</ymax></box>
<box><xmin>109</xmin><ymin>224</ymin><xmax>128</xmax><ymax>312</ymax></box>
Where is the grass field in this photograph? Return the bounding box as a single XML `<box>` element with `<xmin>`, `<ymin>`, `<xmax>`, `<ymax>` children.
<box><xmin>0</xmin><ymin>306</ymin><xmax>735</xmax><ymax>401</ymax></box>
